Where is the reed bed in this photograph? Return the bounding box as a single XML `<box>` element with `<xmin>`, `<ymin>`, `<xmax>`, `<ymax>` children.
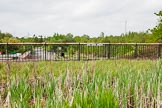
<box><xmin>0</xmin><ymin>60</ymin><xmax>161</xmax><ymax>108</ymax></box>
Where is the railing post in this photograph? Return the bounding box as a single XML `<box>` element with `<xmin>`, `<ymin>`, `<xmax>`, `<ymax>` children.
<box><xmin>107</xmin><ymin>43</ymin><xmax>111</xmax><ymax>59</ymax></box>
<box><xmin>78</xmin><ymin>43</ymin><xmax>80</xmax><ymax>61</ymax></box>
<box><xmin>6</xmin><ymin>42</ymin><xmax>9</xmax><ymax>61</ymax></box>
<box><xmin>45</xmin><ymin>42</ymin><xmax>47</xmax><ymax>61</ymax></box>
<box><xmin>158</xmin><ymin>43</ymin><xmax>161</xmax><ymax>59</ymax></box>
<box><xmin>134</xmin><ymin>43</ymin><xmax>138</xmax><ymax>59</ymax></box>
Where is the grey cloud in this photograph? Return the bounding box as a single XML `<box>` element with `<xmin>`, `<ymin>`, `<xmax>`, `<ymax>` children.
<box><xmin>0</xmin><ymin>0</ymin><xmax>162</xmax><ymax>36</ymax></box>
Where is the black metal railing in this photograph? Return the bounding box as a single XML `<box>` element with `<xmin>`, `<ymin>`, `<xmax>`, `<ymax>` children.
<box><xmin>0</xmin><ymin>43</ymin><xmax>161</xmax><ymax>62</ymax></box>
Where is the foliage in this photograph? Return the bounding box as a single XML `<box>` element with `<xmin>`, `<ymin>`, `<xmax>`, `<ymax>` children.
<box><xmin>13</xmin><ymin>31</ymin><xmax>157</xmax><ymax>43</ymax></box>
<box><xmin>0</xmin><ymin>60</ymin><xmax>161</xmax><ymax>107</ymax></box>
<box><xmin>0</xmin><ymin>32</ymin><xmax>21</xmax><ymax>53</ymax></box>
<box><xmin>151</xmin><ymin>10</ymin><xmax>162</xmax><ymax>42</ymax></box>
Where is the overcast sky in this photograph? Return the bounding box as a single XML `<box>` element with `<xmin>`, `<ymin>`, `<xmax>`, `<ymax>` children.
<box><xmin>0</xmin><ymin>0</ymin><xmax>162</xmax><ymax>37</ymax></box>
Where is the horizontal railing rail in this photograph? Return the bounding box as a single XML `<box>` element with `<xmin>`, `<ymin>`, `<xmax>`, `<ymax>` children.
<box><xmin>0</xmin><ymin>42</ymin><xmax>162</xmax><ymax>45</ymax></box>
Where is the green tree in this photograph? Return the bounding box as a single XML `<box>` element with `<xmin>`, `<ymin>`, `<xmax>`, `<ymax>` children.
<box><xmin>151</xmin><ymin>10</ymin><xmax>162</xmax><ymax>42</ymax></box>
<box><xmin>64</xmin><ymin>33</ymin><xmax>74</xmax><ymax>42</ymax></box>
<box><xmin>100</xmin><ymin>32</ymin><xmax>105</xmax><ymax>37</ymax></box>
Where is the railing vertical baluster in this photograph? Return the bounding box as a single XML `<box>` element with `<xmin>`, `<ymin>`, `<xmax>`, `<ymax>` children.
<box><xmin>124</xmin><ymin>44</ymin><xmax>126</xmax><ymax>59</ymax></box>
<box><xmin>121</xmin><ymin>44</ymin><xmax>123</xmax><ymax>59</ymax></box>
<box><xmin>93</xmin><ymin>45</ymin><xmax>95</xmax><ymax>60</ymax></box>
<box><xmin>134</xmin><ymin>43</ymin><xmax>138</xmax><ymax>59</ymax></box>
<box><xmin>72</xmin><ymin>45</ymin><xmax>74</xmax><ymax>61</ymax></box>
<box><xmin>125</xmin><ymin>44</ymin><xmax>127</xmax><ymax>59</ymax></box>
<box><xmin>104</xmin><ymin>44</ymin><xmax>106</xmax><ymax>60</ymax></box>
<box><xmin>6</xmin><ymin>42</ymin><xmax>9</xmax><ymax>61</ymax></box>
<box><xmin>31</xmin><ymin>44</ymin><xmax>33</xmax><ymax>62</ymax></box>
<box><xmin>97</xmin><ymin>45</ymin><xmax>98</xmax><ymax>60</ymax></box>
<box><xmin>142</xmin><ymin>45</ymin><xmax>144</xmax><ymax>59</ymax></box>
<box><xmin>80</xmin><ymin>44</ymin><xmax>82</xmax><ymax>60</ymax></box>
<box><xmin>107</xmin><ymin>43</ymin><xmax>110</xmax><ymax>59</ymax></box>
<box><xmin>158</xmin><ymin>43</ymin><xmax>161</xmax><ymax>59</ymax></box>
<box><xmin>87</xmin><ymin>45</ymin><xmax>88</xmax><ymax>60</ymax></box>
<box><xmin>78</xmin><ymin>43</ymin><xmax>80</xmax><ymax>61</ymax></box>
<box><xmin>45</xmin><ymin>42</ymin><xmax>47</xmax><ymax>61</ymax></box>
